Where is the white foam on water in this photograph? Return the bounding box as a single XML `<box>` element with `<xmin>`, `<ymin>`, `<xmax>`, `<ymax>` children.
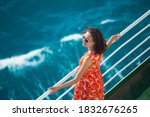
<box><xmin>0</xmin><ymin>47</ymin><xmax>53</xmax><ymax>73</ymax></box>
<box><xmin>60</xmin><ymin>34</ymin><xmax>82</xmax><ymax>42</ymax></box>
<box><xmin>100</xmin><ymin>19</ymin><xmax>116</xmax><ymax>24</ymax></box>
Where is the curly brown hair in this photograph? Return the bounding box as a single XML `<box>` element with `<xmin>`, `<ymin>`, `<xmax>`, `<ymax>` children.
<box><xmin>82</xmin><ymin>27</ymin><xmax>107</xmax><ymax>54</ymax></box>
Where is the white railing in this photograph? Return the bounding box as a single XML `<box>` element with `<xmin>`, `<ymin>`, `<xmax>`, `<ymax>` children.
<box><xmin>105</xmin><ymin>55</ymin><xmax>150</xmax><ymax>96</ymax></box>
<box><xmin>36</xmin><ymin>10</ymin><xmax>150</xmax><ymax>100</ymax></box>
<box><xmin>104</xmin><ymin>37</ymin><xmax>150</xmax><ymax>87</ymax></box>
<box><xmin>102</xmin><ymin>27</ymin><xmax>149</xmax><ymax>77</ymax></box>
<box><xmin>56</xmin><ymin>85</ymin><xmax>75</xmax><ymax>100</ymax></box>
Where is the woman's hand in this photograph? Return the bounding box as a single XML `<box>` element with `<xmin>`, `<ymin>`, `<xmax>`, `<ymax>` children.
<box><xmin>106</xmin><ymin>33</ymin><xmax>121</xmax><ymax>49</ymax></box>
<box><xmin>110</xmin><ymin>34</ymin><xmax>121</xmax><ymax>42</ymax></box>
<box><xmin>48</xmin><ymin>86</ymin><xmax>61</xmax><ymax>95</ymax></box>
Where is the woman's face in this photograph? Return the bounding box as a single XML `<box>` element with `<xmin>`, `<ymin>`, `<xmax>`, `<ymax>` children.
<box><xmin>82</xmin><ymin>31</ymin><xmax>94</xmax><ymax>48</ymax></box>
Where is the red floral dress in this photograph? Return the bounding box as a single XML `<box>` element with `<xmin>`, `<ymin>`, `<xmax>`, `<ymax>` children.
<box><xmin>73</xmin><ymin>51</ymin><xmax>104</xmax><ymax>100</ymax></box>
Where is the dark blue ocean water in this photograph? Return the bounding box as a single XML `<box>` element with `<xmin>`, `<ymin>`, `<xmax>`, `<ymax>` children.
<box><xmin>0</xmin><ymin>0</ymin><xmax>149</xmax><ymax>100</ymax></box>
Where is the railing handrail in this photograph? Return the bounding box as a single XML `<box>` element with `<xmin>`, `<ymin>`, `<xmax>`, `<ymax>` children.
<box><xmin>119</xmin><ymin>10</ymin><xmax>149</xmax><ymax>37</ymax></box>
<box><xmin>36</xmin><ymin>10</ymin><xmax>150</xmax><ymax>100</ymax></box>
<box><xmin>56</xmin><ymin>85</ymin><xmax>75</xmax><ymax>100</ymax></box>
<box><xmin>104</xmin><ymin>56</ymin><xmax>150</xmax><ymax>96</ymax></box>
<box><xmin>104</xmin><ymin>46</ymin><xmax>150</xmax><ymax>87</ymax></box>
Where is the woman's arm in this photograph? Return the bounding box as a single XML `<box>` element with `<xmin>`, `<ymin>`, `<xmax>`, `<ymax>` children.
<box><xmin>106</xmin><ymin>34</ymin><xmax>121</xmax><ymax>49</ymax></box>
<box><xmin>48</xmin><ymin>56</ymin><xmax>92</xmax><ymax>94</ymax></box>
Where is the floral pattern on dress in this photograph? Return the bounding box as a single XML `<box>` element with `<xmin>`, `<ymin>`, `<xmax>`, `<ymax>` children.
<box><xmin>73</xmin><ymin>51</ymin><xmax>104</xmax><ymax>100</ymax></box>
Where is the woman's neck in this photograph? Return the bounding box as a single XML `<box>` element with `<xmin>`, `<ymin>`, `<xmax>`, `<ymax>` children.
<box><xmin>88</xmin><ymin>48</ymin><xmax>94</xmax><ymax>53</ymax></box>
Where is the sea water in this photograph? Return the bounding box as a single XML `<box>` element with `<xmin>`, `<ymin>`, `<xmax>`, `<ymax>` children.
<box><xmin>0</xmin><ymin>0</ymin><xmax>149</xmax><ymax>100</ymax></box>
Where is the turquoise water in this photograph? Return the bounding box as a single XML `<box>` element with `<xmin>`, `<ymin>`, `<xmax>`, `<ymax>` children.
<box><xmin>0</xmin><ymin>0</ymin><xmax>149</xmax><ymax>100</ymax></box>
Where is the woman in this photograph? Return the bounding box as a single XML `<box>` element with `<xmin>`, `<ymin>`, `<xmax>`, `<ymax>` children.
<box><xmin>48</xmin><ymin>27</ymin><xmax>120</xmax><ymax>100</ymax></box>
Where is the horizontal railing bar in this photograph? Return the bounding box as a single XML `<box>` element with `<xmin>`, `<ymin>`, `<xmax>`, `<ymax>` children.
<box><xmin>105</xmin><ymin>56</ymin><xmax>150</xmax><ymax>95</ymax></box>
<box><xmin>104</xmin><ymin>46</ymin><xmax>150</xmax><ymax>87</ymax></box>
<box><xmin>56</xmin><ymin>85</ymin><xmax>74</xmax><ymax>100</ymax></box>
<box><xmin>54</xmin><ymin>67</ymin><xmax>79</xmax><ymax>86</ymax></box>
<box><xmin>119</xmin><ymin>10</ymin><xmax>150</xmax><ymax>37</ymax></box>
